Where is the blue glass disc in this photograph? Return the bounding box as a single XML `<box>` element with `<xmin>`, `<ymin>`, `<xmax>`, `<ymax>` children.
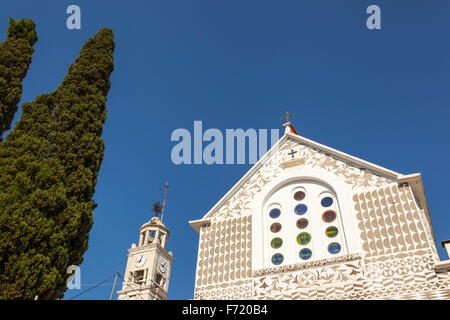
<box><xmin>271</xmin><ymin>253</ymin><xmax>284</xmax><ymax>265</ymax></box>
<box><xmin>294</xmin><ymin>204</ymin><xmax>308</xmax><ymax>215</ymax></box>
<box><xmin>299</xmin><ymin>248</ymin><xmax>312</xmax><ymax>260</ymax></box>
<box><xmin>328</xmin><ymin>242</ymin><xmax>341</xmax><ymax>254</ymax></box>
<box><xmin>269</xmin><ymin>208</ymin><xmax>281</xmax><ymax>218</ymax></box>
<box><xmin>321</xmin><ymin>197</ymin><xmax>333</xmax><ymax>207</ymax></box>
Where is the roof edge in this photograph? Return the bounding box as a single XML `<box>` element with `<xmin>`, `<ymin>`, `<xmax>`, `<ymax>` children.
<box><xmin>398</xmin><ymin>173</ymin><xmax>436</xmax><ymax>244</ymax></box>
<box><xmin>190</xmin><ymin>132</ymin><xmax>407</xmax><ymax>232</ymax></box>
<box><xmin>201</xmin><ymin>135</ymin><xmax>289</xmax><ymax>221</ymax></box>
<box><xmin>286</xmin><ymin>132</ymin><xmax>401</xmax><ymax>180</ymax></box>
<box><xmin>189</xmin><ymin>218</ymin><xmax>211</xmax><ymax>234</ymax></box>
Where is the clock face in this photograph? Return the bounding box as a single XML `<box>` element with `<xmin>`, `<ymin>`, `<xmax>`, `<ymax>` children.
<box><xmin>159</xmin><ymin>260</ymin><xmax>167</xmax><ymax>274</ymax></box>
<box><xmin>135</xmin><ymin>255</ymin><xmax>146</xmax><ymax>268</ymax></box>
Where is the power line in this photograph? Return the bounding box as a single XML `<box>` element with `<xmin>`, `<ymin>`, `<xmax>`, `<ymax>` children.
<box><xmin>109</xmin><ymin>271</ymin><xmax>120</xmax><ymax>300</ymax></box>
<box><xmin>80</xmin><ymin>283</ymin><xmax>116</xmax><ymax>286</ymax></box>
<box><xmin>66</xmin><ymin>271</ymin><xmax>152</xmax><ymax>300</ymax></box>
<box><xmin>66</xmin><ymin>273</ymin><xmax>117</xmax><ymax>300</ymax></box>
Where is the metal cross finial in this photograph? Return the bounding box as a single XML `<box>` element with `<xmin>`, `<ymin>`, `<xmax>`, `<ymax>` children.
<box><xmin>281</xmin><ymin>111</ymin><xmax>295</xmax><ymax>124</ymax></box>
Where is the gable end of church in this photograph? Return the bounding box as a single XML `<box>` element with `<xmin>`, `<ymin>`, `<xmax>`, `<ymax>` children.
<box><xmin>190</xmin><ymin>130</ymin><xmax>450</xmax><ymax>300</ymax></box>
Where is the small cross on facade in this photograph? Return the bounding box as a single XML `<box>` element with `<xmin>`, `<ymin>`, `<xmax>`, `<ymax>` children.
<box><xmin>281</xmin><ymin>111</ymin><xmax>295</xmax><ymax>124</ymax></box>
<box><xmin>288</xmin><ymin>149</ymin><xmax>297</xmax><ymax>159</ymax></box>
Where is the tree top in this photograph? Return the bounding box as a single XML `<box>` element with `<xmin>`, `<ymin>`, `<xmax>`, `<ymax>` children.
<box><xmin>7</xmin><ymin>17</ymin><xmax>38</xmax><ymax>46</ymax></box>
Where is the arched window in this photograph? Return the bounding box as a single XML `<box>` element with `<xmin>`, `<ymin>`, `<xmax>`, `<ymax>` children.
<box><xmin>263</xmin><ymin>180</ymin><xmax>347</xmax><ymax>267</ymax></box>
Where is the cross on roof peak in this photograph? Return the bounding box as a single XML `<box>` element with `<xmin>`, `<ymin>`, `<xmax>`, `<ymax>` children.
<box><xmin>281</xmin><ymin>111</ymin><xmax>295</xmax><ymax>124</ymax></box>
<box><xmin>280</xmin><ymin>110</ymin><xmax>300</xmax><ymax>136</ymax></box>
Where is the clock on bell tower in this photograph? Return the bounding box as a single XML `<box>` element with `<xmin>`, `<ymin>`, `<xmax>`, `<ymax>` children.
<box><xmin>117</xmin><ymin>215</ymin><xmax>174</xmax><ymax>300</ymax></box>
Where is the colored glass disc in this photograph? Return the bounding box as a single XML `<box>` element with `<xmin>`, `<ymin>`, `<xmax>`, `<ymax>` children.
<box><xmin>297</xmin><ymin>232</ymin><xmax>312</xmax><ymax>245</ymax></box>
<box><xmin>270</xmin><ymin>223</ymin><xmax>282</xmax><ymax>233</ymax></box>
<box><xmin>294</xmin><ymin>204</ymin><xmax>308</xmax><ymax>215</ymax></box>
<box><xmin>296</xmin><ymin>218</ymin><xmax>309</xmax><ymax>229</ymax></box>
<box><xmin>322</xmin><ymin>210</ymin><xmax>337</xmax><ymax>223</ymax></box>
<box><xmin>271</xmin><ymin>253</ymin><xmax>284</xmax><ymax>265</ymax></box>
<box><xmin>294</xmin><ymin>191</ymin><xmax>306</xmax><ymax>201</ymax></box>
<box><xmin>321</xmin><ymin>196</ymin><xmax>333</xmax><ymax>207</ymax></box>
<box><xmin>271</xmin><ymin>238</ymin><xmax>283</xmax><ymax>249</ymax></box>
<box><xmin>299</xmin><ymin>248</ymin><xmax>312</xmax><ymax>260</ymax></box>
<box><xmin>269</xmin><ymin>208</ymin><xmax>281</xmax><ymax>219</ymax></box>
<box><xmin>326</xmin><ymin>226</ymin><xmax>339</xmax><ymax>238</ymax></box>
<box><xmin>328</xmin><ymin>242</ymin><xmax>341</xmax><ymax>254</ymax></box>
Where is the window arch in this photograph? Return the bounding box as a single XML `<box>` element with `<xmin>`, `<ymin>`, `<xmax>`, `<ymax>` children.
<box><xmin>263</xmin><ymin>180</ymin><xmax>347</xmax><ymax>267</ymax></box>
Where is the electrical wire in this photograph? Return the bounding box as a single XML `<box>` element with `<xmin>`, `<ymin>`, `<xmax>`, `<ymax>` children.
<box><xmin>66</xmin><ymin>273</ymin><xmax>117</xmax><ymax>300</ymax></box>
<box><xmin>117</xmin><ymin>273</ymin><xmax>147</xmax><ymax>300</ymax></box>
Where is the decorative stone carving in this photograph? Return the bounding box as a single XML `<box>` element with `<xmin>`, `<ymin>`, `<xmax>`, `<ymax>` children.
<box><xmin>212</xmin><ymin>138</ymin><xmax>394</xmax><ymax>221</ymax></box>
<box><xmin>213</xmin><ymin>156</ymin><xmax>283</xmax><ymax>221</ymax></box>
<box><xmin>251</xmin><ymin>250</ymin><xmax>450</xmax><ymax>300</ymax></box>
<box><xmin>277</xmin><ymin>140</ymin><xmax>393</xmax><ymax>190</ymax></box>
<box><xmin>195</xmin><ymin>216</ymin><xmax>252</xmax><ymax>288</ymax></box>
<box><xmin>194</xmin><ymin>280</ymin><xmax>253</xmax><ymax>300</ymax></box>
<box><xmin>299</xmin><ymin>271</ymin><xmax>318</xmax><ymax>288</ymax></box>
<box><xmin>253</xmin><ymin>258</ymin><xmax>365</xmax><ymax>299</ymax></box>
<box><xmin>253</xmin><ymin>253</ymin><xmax>362</xmax><ymax>277</ymax></box>
<box><xmin>353</xmin><ymin>184</ymin><xmax>431</xmax><ymax>257</ymax></box>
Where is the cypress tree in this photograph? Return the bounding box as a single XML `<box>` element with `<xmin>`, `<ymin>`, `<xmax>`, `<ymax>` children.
<box><xmin>0</xmin><ymin>17</ymin><xmax>37</xmax><ymax>139</ymax></box>
<box><xmin>0</xmin><ymin>28</ymin><xmax>114</xmax><ymax>299</ymax></box>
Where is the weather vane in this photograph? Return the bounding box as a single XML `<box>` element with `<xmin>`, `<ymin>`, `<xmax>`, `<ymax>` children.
<box><xmin>150</xmin><ymin>188</ymin><xmax>163</xmax><ymax>218</ymax></box>
<box><xmin>150</xmin><ymin>183</ymin><xmax>169</xmax><ymax>221</ymax></box>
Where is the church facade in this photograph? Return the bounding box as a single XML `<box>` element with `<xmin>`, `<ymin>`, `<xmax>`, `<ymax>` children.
<box><xmin>189</xmin><ymin>122</ymin><xmax>450</xmax><ymax>300</ymax></box>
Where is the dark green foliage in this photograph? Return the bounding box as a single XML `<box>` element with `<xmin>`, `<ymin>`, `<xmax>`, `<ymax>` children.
<box><xmin>0</xmin><ymin>18</ymin><xmax>37</xmax><ymax>138</ymax></box>
<box><xmin>0</xmin><ymin>28</ymin><xmax>115</xmax><ymax>299</ymax></box>
<box><xmin>7</xmin><ymin>17</ymin><xmax>38</xmax><ymax>47</ymax></box>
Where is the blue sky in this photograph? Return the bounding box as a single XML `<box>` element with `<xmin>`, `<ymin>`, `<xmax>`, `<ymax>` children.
<box><xmin>1</xmin><ymin>1</ymin><xmax>449</xmax><ymax>299</ymax></box>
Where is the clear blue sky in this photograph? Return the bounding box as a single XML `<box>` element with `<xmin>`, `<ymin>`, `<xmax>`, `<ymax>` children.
<box><xmin>1</xmin><ymin>1</ymin><xmax>449</xmax><ymax>300</ymax></box>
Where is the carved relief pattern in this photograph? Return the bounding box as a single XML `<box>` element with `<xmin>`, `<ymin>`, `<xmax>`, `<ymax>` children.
<box><xmin>213</xmin><ymin>156</ymin><xmax>283</xmax><ymax>220</ymax></box>
<box><xmin>212</xmin><ymin>138</ymin><xmax>393</xmax><ymax>221</ymax></box>
<box><xmin>277</xmin><ymin>140</ymin><xmax>394</xmax><ymax>190</ymax></box>
<box><xmin>253</xmin><ymin>253</ymin><xmax>362</xmax><ymax>277</ymax></box>
<box><xmin>363</xmin><ymin>251</ymin><xmax>450</xmax><ymax>299</ymax></box>
<box><xmin>252</xmin><ymin>250</ymin><xmax>450</xmax><ymax>300</ymax></box>
<box><xmin>353</xmin><ymin>184</ymin><xmax>430</xmax><ymax>257</ymax></box>
<box><xmin>253</xmin><ymin>258</ymin><xmax>365</xmax><ymax>299</ymax></box>
<box><xmin>194</xmin><ymin>280</ymin><xmax>252</xmax><ymax>300</ymax></box>
<box><xmin>195</xmin><ymin>216</ymin><xmax>252</xmax><ymax>288</ymax></box>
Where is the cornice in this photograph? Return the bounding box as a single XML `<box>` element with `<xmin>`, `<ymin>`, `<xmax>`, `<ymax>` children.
<box><xmin>253</xmin><ymin>253</ymin><xmax>362</xmax><ymax>277</ymax></box>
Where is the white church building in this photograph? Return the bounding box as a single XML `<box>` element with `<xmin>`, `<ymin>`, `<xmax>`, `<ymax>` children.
<box><xmin>189</xmin><ymin>120</ymin><xmax>450</xmax><ymax>300</ymax></box>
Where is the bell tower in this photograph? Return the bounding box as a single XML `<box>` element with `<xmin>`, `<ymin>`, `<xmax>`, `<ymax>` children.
<box><xmin>117</xmin><ymin>184</ymin><xmax>174</xmax><ymax>300</ymax></box>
